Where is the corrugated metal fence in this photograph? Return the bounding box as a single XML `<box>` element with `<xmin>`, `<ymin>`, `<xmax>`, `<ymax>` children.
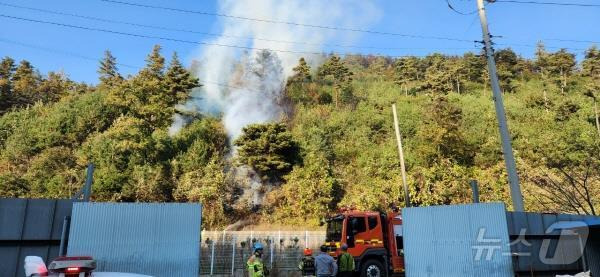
<box><xmin>67</xmin><ymin>202</ymin><xmax>202</xmax><ymax>277</ymax></box>
<box><xmin>402</xmin><ymin>203</ymin><xmax>514</xmax><ymax>277</ymax></box>
<box><xmin>0</xmin><ymin>198</ymin><xmax>73</xmax><ymax>277</ymax></box>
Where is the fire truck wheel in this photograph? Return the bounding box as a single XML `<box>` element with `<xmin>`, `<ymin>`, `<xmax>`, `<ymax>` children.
<box><xmin>360</xmin><ymin>259</ymin><xmax>386</xmax><ymax>277</ymax></box>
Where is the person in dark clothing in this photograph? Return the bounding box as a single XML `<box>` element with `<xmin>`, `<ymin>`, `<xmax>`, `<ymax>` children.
<box><xmin>298</xmin><ymin>248</ymin><xmax>316</xmax><ymax>277</ymax></box>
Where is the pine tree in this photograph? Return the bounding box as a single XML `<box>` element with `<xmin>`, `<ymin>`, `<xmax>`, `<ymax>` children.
<box><xmin>37</xmin><ymin>71</ymin><xmax>72</xmax><ymax>103</ymax></box>
<box><xmin>165</xmin><ymin>52</ymin><xmax>200</xmax><ymax>105</ymax></box>
<box><xmin>494</xmin><ymin>48</ymin><xmax>519</xmax><ymax>93</ymax></box>
<box><xmin>583</xmin><ymin>46</ymin><xmax>600</xmax><ymax>79</ymax></box>
<box><xmin>462</xmin><ymin>52</ymin><xmax>485</xmax><ymax>82</ymax></box>
<box><xmin>394</xmin><ymin>57</ymin><xmax>420</xmax><ymax>93</ymax></box>
<box><xmin>535</xmin><ymin>42</ymin><xmax>550</xmax><ymax>111</ymax></box>
<box><xmin>317</xmin><ymin>55</ymin><xmax>353</xmax><ymax>107</ymax></box>
<box><xmin>582</xmin><ymin>46</ymin><xmax>600</xmax><ymax>137</ymax></box>
<box><xmin>0</xmin><ymin>57</ymin><xmax>16</xmax><ymax>112</ymax></box>
<box><xmin>546</xmin><ymin>49</ymin><xmax>576</xmax><ymax>94</ymax></box>
<box><xmin>98</xmin><ymin>50</ymin><xmax>122</xmax><ymax>88</ymax></box>
<box><xmin>291</xmin><ymin>57</ymin><xmax>312</xmax><ymax>82</ymax></box>
<box><xmin>141</xmin><ymin>45</ymin><xmax>165</xmax><ymax>80</ymax></box>
<box><xmin>12</xmin><ymin>60</ymin><xmax>40</xmax><ymax>106</ymax></box>
<box><xmin>422</xmin><ymin>54</ymin><xmax>453</xmax><ymax>94</ymax></box>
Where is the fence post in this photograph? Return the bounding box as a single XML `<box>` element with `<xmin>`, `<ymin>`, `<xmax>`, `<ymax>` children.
<box><xmin>210</xmin><ymin>240</ymin><xmax>215</xmax><ymax>275</ymax></box>
<box><xmin>232</xmin><ymin>236</ymin><xmax>236</xmax><ymax>275</ymax></box>
<box><xmin>277</xmin><ymin>230</ymin><xmax>281</xmax><ymax>249</ymax></box>
<box><xmin>270</xmin><ymin>241</ymin><xmax>274</xmax><ymax>267</ymax></box>
<box><xmin>305</xmin><ymin>231</ymin><xmax>308</xmax><ymax>248</ymax></box>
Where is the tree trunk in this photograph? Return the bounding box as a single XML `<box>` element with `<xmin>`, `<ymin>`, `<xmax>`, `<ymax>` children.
<box><xmin>541</xmin><ymin>70</ymin><xmax>549</xmax><ymax>113</ymax></box>
<box><xmin>560</xmin><ymin>68</ymin><xmax>565</xmax><ymax>95</ymax></box>
<box><xmin>595</xmin><ymin>99</ymin><xmax>600</xmax><ymax>138</ymax></box>
<box><xmin>543</xmin><ymin>88</ymin><xmax>548</xmax><ymax>113</ymax></box>
<box><xmin>334</xmin><ymin>88</ymin><xmax>338</xmax><ymax>108</ymax></box>
<box><xmin>456</xmin><ymin>78</ymin><xmax>461</xmax><ymax>94</ymax></box>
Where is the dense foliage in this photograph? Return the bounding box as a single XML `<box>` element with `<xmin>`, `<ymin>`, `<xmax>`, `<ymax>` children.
<box><xmin>1</xmin><ymin>45</ymin><xmax>599</xmax><ymax>228</ymax></box>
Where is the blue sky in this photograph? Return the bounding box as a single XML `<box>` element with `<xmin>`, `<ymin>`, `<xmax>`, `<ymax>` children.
<box><xmin>0</xmin><ymin>0</ymin><xmax>598</xmax><ymax>84</ymax></box>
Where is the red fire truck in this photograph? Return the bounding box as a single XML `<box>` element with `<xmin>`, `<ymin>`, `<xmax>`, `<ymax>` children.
<box><xmin>324</xmin><ymin>209</ymin><xmax>404</xmax><ymax>277</ymax></box>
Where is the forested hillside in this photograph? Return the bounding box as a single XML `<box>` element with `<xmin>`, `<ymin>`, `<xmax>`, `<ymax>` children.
<box><xmin>1</xmin><ymin>43</ymin><xmax>599</xmax><ymax>229</ymax></box>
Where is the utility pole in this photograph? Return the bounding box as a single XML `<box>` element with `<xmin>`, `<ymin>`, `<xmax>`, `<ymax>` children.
<box><xmin>392</xmin><ymin>104</ymin><xmax>410</xmax><ymax>208</ymax></box>
<box><xmin>476</xmin><ymin>0</ymin><xmax>525</xmax><ymax>211</ymax></box>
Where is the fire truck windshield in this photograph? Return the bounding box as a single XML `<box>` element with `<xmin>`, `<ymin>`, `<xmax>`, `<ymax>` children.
<box><xmin>326</xmin><ymin>216</ymin><xmax>344</xmax><ymax>242</ymax></box>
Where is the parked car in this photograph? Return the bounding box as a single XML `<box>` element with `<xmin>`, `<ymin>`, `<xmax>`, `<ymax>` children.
<box><xmin>25</xmin><ymin>256</ymin><xmax>153</xmax><ymax>277</ymax></box>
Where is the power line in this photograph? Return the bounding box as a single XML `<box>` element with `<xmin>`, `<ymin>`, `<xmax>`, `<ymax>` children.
<box><xmin>100</xmin><ymin>0</ymin><xmax>475</xmax><ymax>43</ymax></box>
<box><xmin>0</xmin><ymin>13</ymin><xmax>462</xmax><ymax>58</ymax></box>
<box><xmin>546</xmin><ymin>38</ymin><xmax>600</xmax><ymax>44</ymax></box>
<box><xmin>0</xmin><ymin>2</ymin><xmax>477</xmax><ymax>52</ymax></box>
<box><xmin>0</xmin><ymin>37</ymin><xmax>138</xmax><ymax>69</ymax></box>
<box><xmin>493</xmin><ymin>0</ymin><xmax>600</xmax><ymax>7</ymax></box>
<box><xmin>0</xmin><ymin>13</ymin><xmax>322</xmax><ymax>56</ymax></box>
<box><xmin>446</xmin><ymin>0</ymin><xmax>479</xmax><ymax>15</ymax></box>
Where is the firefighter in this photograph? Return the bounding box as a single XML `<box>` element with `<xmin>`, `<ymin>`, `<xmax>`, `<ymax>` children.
<box><xmin>298</xmin><ymin>248</ymin><xmax>316</xmax><ymax>277</ymax></box>
<box><xmin>247</xmin><ymin>242</ymin><xmax>269</xmax><ymax>277</ymax></box>
<box><xmin>337</xmin><ymin>244</ymin><xmax>355</xmax><ymax>277</ymax></box>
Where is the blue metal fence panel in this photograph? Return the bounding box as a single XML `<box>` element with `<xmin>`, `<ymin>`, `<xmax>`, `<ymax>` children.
<box><xmin>403</xmin><ymin>203</ymin><xmax>513</xmax><ymax>277</ymax></box>
<box><xmin>67</xmin><ymin>202</ymin><xmax>202</xmax><ymax>277</ymax></box>
<box><xmin>0</xmin><ymin>198</ymin><xmax>73</xmax><ymax>277</ymax></box>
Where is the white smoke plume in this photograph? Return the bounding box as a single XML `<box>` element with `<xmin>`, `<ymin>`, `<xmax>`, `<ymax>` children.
<box><xmin>173</xmin><ymin>0</ymin><xmax>381</xmax><ymax>212</ymax></box>
<box><xmin>177</xmin><ymin>0</ymin><xmax>382</xmax><ymax>139</ymax></box>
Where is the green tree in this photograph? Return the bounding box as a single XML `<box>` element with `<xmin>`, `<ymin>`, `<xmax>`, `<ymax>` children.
<box><xmin>141</xmin><ymin>45</ymin><xmax>165</xmax><ymax>79</ymax></box>
<box><xmin>108</xmin><ymin>45</ymin><xmax>175</xmax><ymax>128</ymax></box>
<box><xmin>165</xmin><ymin>52</ymin><xmax>200</xmax><ymax>105</ymax></box>
<box><xmin>0</xmin><ymin>57</ymin><xmax>16</xmax><ymax>112</ymax></box>
<box><xmin>98</xmin><ymin>50</ymin><xmax>123</xmax><ymax>88</ymax></box>
<box><xmin>546</xmin><ymin>49</ymin><xmax>576</xmax><ymax>94</ymax></box>
<box><xmin>37</xmin><ymin>71</ymin><xmax>72</xmax><ymax>103</ymax></box>
<box><xmin>583</xmin><ymin>46</ymin><xmax>600</xmax><ymax>79</ymax></box>
<box><xmin>286</xmin><ymin>57</ymin><xmax>317</xmax><ymax>104</ymax></box>
<box><xmin>12</xmin><ymin>60</ymin><xmax>40</xmax><ymax>107</ymax></box>
<box><xmin>266</xmin><ymin>152</ymin><xmax>335</xmax><ymax>225</ymax></box>
<box><xmin>394</xmin><ymin>56</ymin><xmax>421</xmax><ymax>94</ymax></box>
<box><xmin>494</xmin><ymin>48</ymin><xmax>519</xmax><ymax>93</ymax></box>
<box><xmin>417</xmin><ymin>96</ymin><xmax>475</xmax><ymax>166</ymax></box>
<box><xmin>422</xmin><ymin>54</ymin><xmax>453</xmax><ymax>94</ymax></box>
<box><xmin>234</xmin><ymin>123</ymin><xmax>300</xmax><ymax>182</ymax></box>
<box><xmin>290</xmin><ymin>57</ymin><xmax>312</xmax><ymax>82</ymax></box>
<box><xmin>173</xmin><ymin>157</ymin><xmax>229</xmax><ymax>228</ymax></box>
<box><xmin>462</xmin><ymin>52</ymin><xmax>485</xmax><ymax>83</ymax></box>
<box><xmin>582</xmin><ymin>46</ymin><xmax>600</xmax><ymax>136</ymax></box>
<box><xmin>318</xmin><ymin>55</ymin><xmax>353</xmax><ymax>107</ymax></box>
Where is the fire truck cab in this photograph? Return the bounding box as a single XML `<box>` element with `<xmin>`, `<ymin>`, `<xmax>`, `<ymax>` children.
<box><xmin>324</xmin><ymin>210</ymin><xmax>404</xmax><ymax>277</ymax></box>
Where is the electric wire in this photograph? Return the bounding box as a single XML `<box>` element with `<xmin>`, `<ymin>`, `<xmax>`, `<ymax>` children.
<box><xmin>0</xmin><ymin>37</ymin><xmax>138</xmax><ymax>69</ymax></box>
<box><xmin>99</xmin><ymin>0</ymin><xmax>475</xmax><ymax>43</ymax></box>
<box><xmin>0</xmin><ymin>14</ymin><xmax>466</xmax><ymax>58</ymax></box>
<box><xmin>493</xmin><ymin>0</ymin><xmax>600</xmax><ymax>7</ymax></box>
<box><xmin>0</xmin><ymin>2</ymin><xmax>478</xmax><ymax>52</ymax></box>
<box><xmin>446</xmin><ymin>0</ymin><xmax>480</xmax><ymax>15</ymax></box>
